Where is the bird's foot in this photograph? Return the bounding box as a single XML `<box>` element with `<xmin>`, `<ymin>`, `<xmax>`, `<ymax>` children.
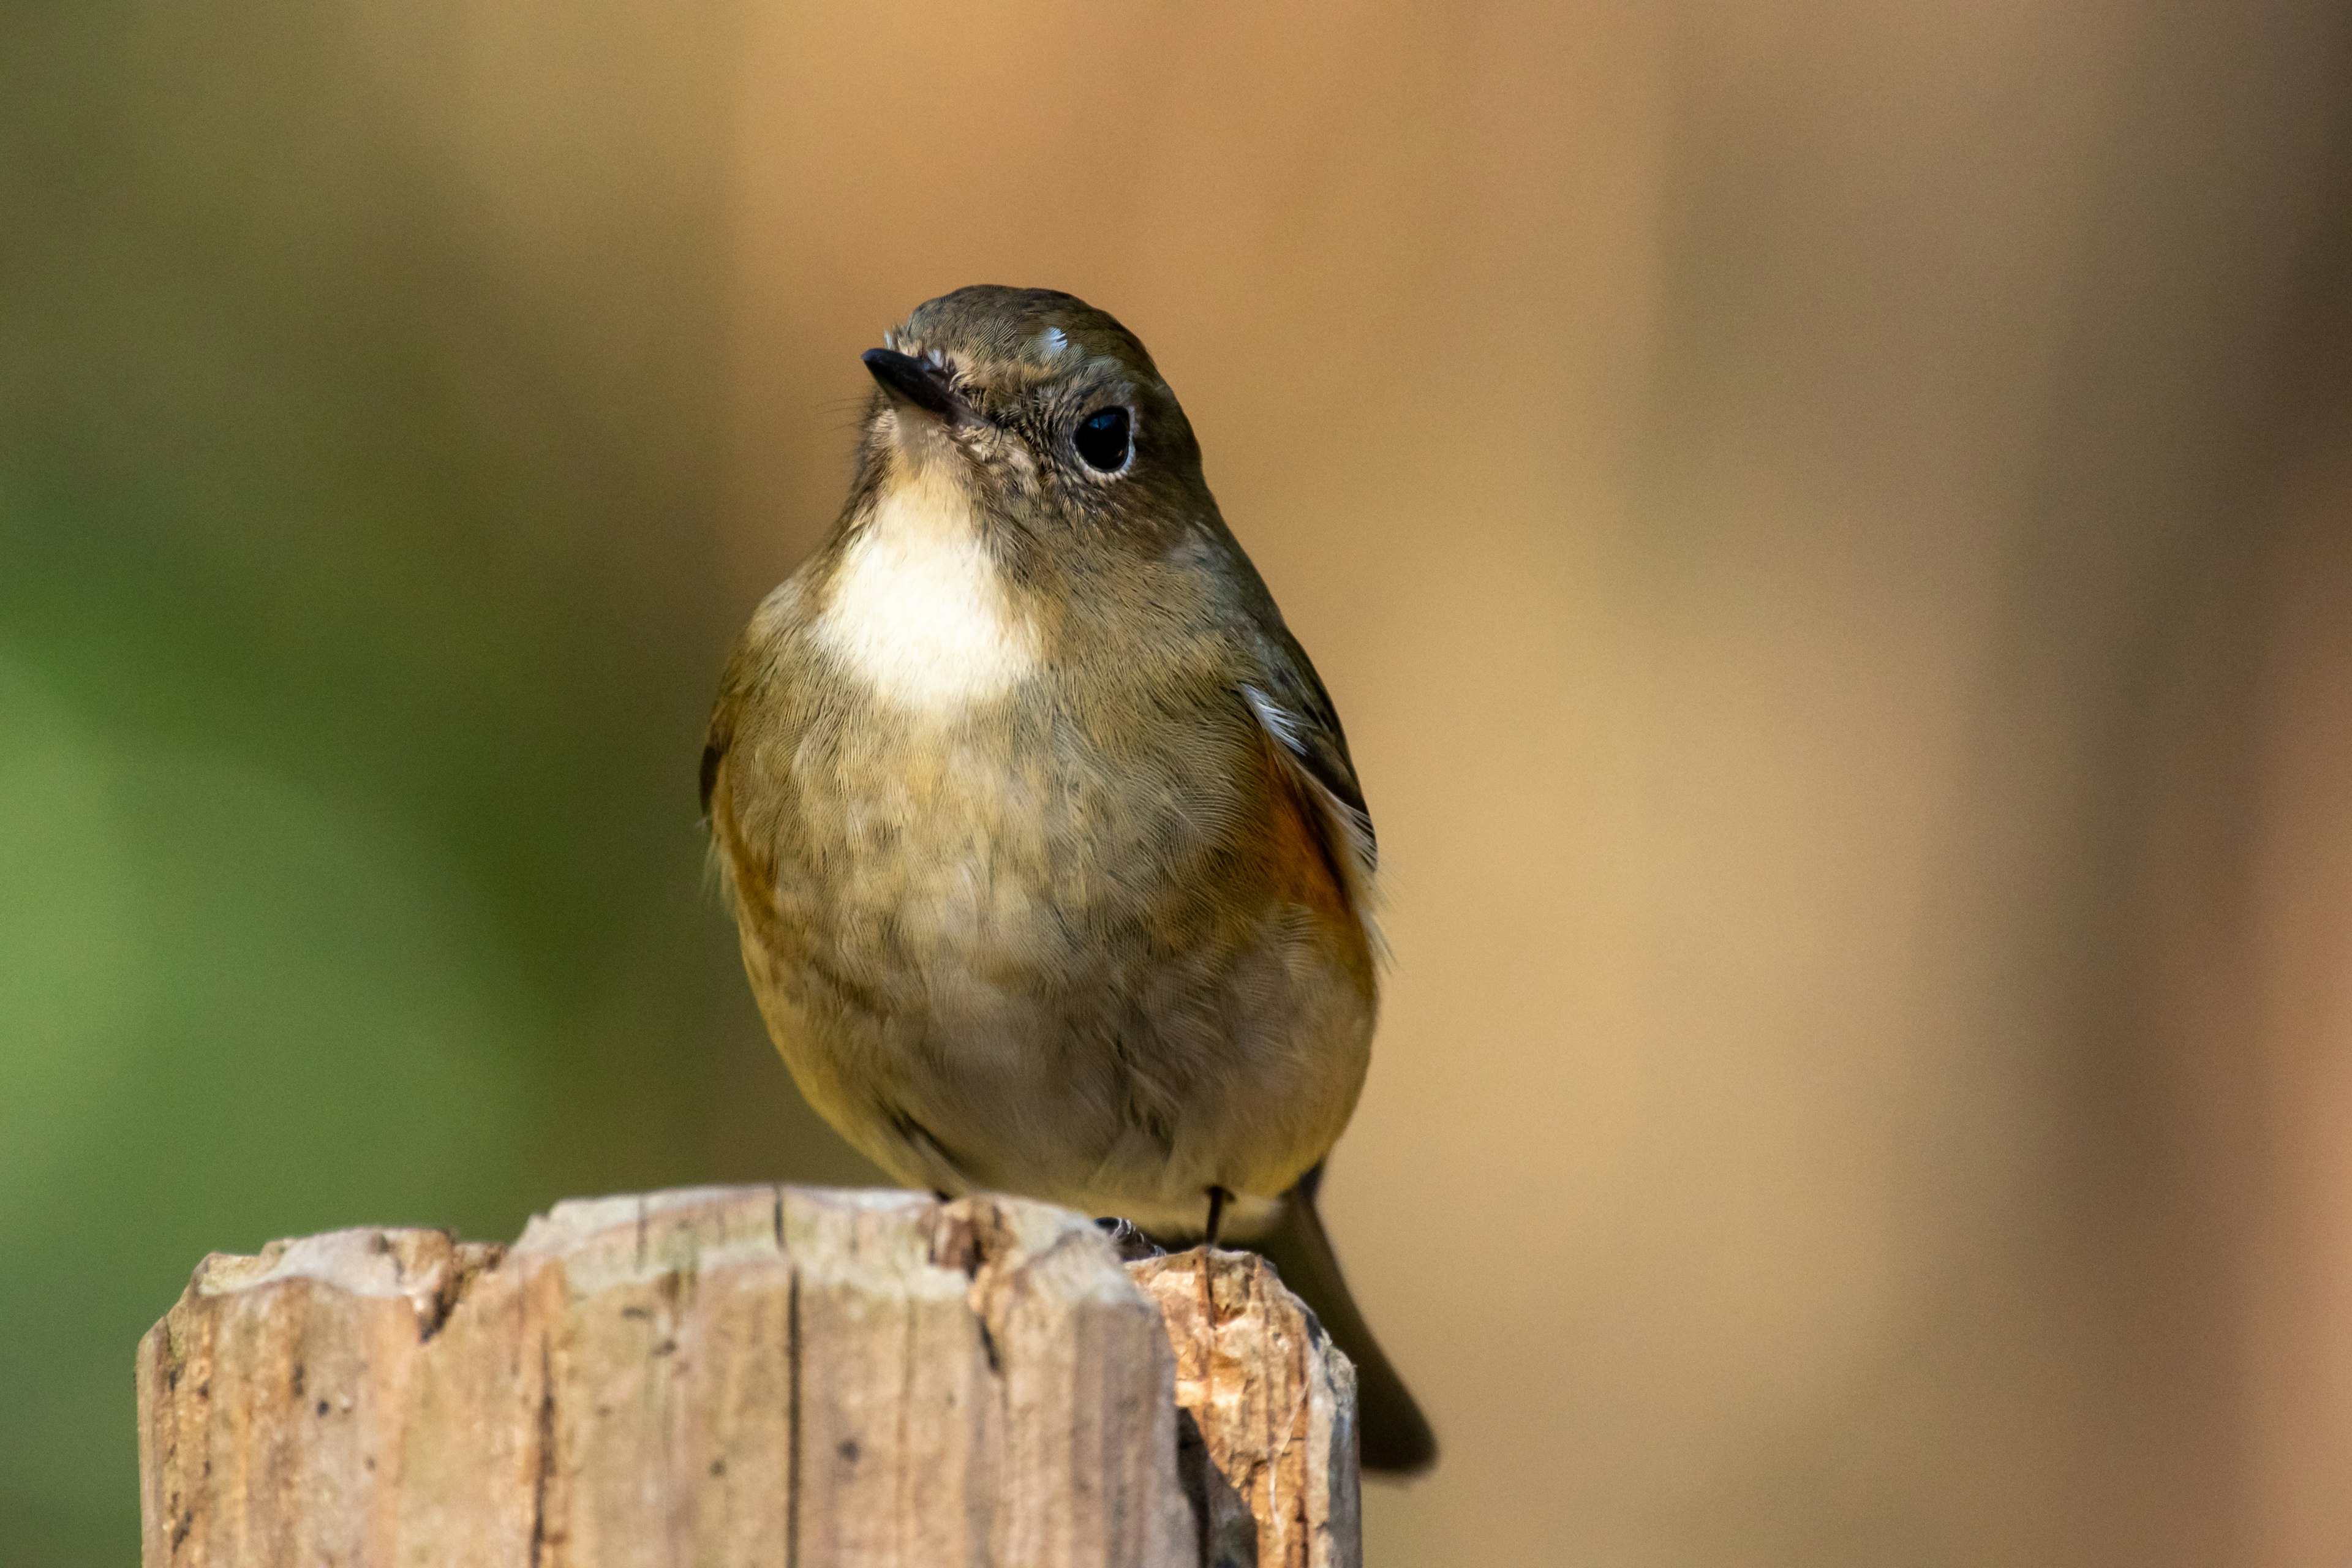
<box><xmin>1093</xmin><ymin>1215</ymin><xmax>1166</xmax><ymax>1262</ymax></box>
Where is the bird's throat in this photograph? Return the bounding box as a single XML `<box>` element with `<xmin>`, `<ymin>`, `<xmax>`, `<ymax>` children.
<box><xmin>814</xmin><ymin>481</ymin><xmax>1038</xmax><ymax>713</ymax></box>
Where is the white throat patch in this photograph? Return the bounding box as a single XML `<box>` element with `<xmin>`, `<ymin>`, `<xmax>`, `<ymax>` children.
<box><xmin>816</xmin><ymin>481</ymin><xmax>1039</xmax><ymax>712</ymax></box>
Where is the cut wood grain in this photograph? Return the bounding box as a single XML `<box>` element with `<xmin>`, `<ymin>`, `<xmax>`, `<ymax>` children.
<box><xmin>135</xmin><ymin>1185</ymin><xmax>1362</xmax><ymax>1568</ymax></box>
<box><xmin>1134</xmin><ymin>1250</ymin><xmax>1360</xmax><ymax>1568</ymax></box>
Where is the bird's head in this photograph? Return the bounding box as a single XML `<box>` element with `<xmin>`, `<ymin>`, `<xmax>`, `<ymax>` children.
<box><xmin>851</xmin><ymin>286</ymin><xmax>1210</xmax><ymax>546</ymax></box>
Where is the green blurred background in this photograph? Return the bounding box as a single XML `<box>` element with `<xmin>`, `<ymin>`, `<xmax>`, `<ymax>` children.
<box><xmin>0</xmin><ymin>3</ymin><xmax>869</xmax><ymax>1559</ymax></box>
<box><xmin>10</xmin><ymin>1</ymin><xmax>2352</xmax><ymax>1563</ymax></box>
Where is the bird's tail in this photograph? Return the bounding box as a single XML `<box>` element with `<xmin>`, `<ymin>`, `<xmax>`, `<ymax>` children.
<box><xmin>1246</xmin><ymin>1167</ymin><xmax>1438</xmax><ymax>1475</ymax></box>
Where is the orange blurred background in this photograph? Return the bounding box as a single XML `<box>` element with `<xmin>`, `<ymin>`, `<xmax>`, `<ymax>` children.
<box><xmin>6</xmin><ymin>2</ymin><xmax>2352</xmax><ymax>1562</ymax></box>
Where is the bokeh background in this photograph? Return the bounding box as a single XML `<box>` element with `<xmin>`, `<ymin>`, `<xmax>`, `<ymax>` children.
<box><xmin>7</xmin><ymin>2</ymin><xmax>2352</xmax><ymax>1562</ymax></box>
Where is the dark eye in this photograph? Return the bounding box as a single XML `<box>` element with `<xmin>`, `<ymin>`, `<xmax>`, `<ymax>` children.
<box><xmin>1074</xmin><ymin>406</ymin><xmax>1131</xmax><ymax>472</ymax></box>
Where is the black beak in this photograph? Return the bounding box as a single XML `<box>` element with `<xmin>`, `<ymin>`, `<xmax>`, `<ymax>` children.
<box><xmin>861</xmin><ymin>347</ymin><xmax>971</xmax><ymax>423</ymax></box>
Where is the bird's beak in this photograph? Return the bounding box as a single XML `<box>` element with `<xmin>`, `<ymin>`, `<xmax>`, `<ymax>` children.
<box><xmin>861</xmin><ymin>347</ymin><xmax>974</xmax><ymax>424</ymax></box>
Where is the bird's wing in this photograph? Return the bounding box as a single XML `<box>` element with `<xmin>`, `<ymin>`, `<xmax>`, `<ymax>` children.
<box><xmin>699</xmin><ymin>655</ymin><xmax>759</xmax><ymax>913</ymax></box>
<box><xmin>700</xmin><ymin>677</ymin><xmax>737</xmax><ymax>818</ymax></box>
<box><xmin>701</xmin><ymin>576</ymin><xmax>809</xmax><ymax>823</ymax></box>
<box><xmin>1241</xmin><ymin>630</ymin><xmax>1379</xmax><ymax>934</ymax></box>
<box><xmin>699</xmin><ymin>733</ymin><xmax>726</xmax><ymax>820</ymax></box>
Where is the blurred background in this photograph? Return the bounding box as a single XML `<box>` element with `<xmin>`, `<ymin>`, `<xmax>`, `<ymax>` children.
<box><xmin>6</xmin><ymin>1</ymin><xmax>2352</xmax><ymax>1562</ymax></box>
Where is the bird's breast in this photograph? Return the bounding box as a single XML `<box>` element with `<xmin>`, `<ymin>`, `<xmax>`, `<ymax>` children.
<box><xmin>799</xmin><ymin>725</ymin><xmax>1073</xmax><ymax>962</ymax></box>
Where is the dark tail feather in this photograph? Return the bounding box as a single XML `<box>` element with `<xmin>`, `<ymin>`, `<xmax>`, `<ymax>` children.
<box><xmin>1248</xmin><ymin>1169</ymin><xmax>1438</xmax><ymax>1475</ymax></box>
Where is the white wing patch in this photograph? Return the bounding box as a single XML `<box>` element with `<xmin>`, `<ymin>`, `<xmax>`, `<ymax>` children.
<box><xmin>817</xmin><ymin>486</ymin><xmax>1039</xmax><ymax>712</ymax></box>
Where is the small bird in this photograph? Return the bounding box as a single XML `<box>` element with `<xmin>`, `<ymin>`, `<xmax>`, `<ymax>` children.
<box><xmin>703</xmin><ymin>285</ymin><xmax>1434</xmax><ymax>1472</ymax></box>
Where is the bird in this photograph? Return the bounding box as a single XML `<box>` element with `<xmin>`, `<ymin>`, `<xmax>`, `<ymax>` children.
<box><xmin>701</xmin><ymin>285</ymin><xmax>1435</xmax><ymax>1473</ymax></box>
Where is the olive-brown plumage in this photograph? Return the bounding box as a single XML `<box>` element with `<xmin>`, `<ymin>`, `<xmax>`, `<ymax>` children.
<box><xmin>704</xmin><ymin>286</ymin><xmax>1433</xmax><ymax>1471</ymax></box>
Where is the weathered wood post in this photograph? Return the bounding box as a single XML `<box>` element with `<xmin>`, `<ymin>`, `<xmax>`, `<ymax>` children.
<box><xmin>136</xmin><ymin>1186</ymin><xmax>1360</xmax><ymax>1567</ymax></box>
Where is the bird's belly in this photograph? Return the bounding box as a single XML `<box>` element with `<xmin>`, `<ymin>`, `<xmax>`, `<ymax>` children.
<box><xmin>746</xmin><ymin>716</ymin><xmax>1372</xmax><ymax>1224</ymax></box>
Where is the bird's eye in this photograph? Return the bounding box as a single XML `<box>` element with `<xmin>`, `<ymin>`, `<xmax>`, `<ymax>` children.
<box><xmin>1074</xmin><ymin>406</ymin><xmax>1131</xmax><ymax>472</ymax></box>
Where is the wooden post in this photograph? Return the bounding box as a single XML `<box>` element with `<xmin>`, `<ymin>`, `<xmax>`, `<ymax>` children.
<box><xmin>135</xmin><ymin>1186</ymin><xmax>1361</xmax><ymax>1568</ymax></box>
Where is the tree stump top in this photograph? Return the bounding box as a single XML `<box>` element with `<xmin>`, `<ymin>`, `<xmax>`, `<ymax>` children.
<box><xmin>137</xmin><ymin>1185</ymin><xmax>1360</xmax><ymax>1568</ymax></box>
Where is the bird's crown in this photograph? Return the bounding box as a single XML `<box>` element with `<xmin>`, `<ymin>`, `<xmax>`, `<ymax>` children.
<box><xmin>882</xmin><ymin>285</ymin><xmax>1162</xmax><ymax>396</ymax></box>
